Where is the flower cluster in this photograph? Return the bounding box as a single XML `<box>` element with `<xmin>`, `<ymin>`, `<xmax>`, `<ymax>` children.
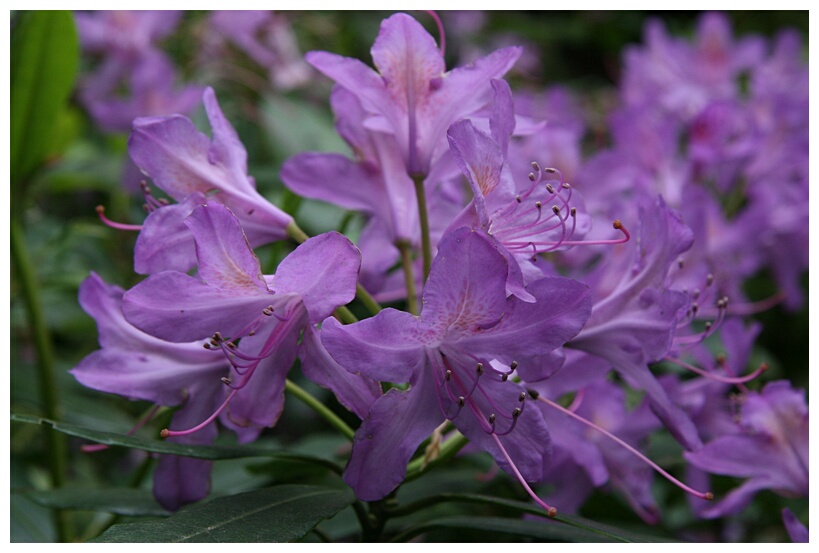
<box><xmin>71</xmin><ymin>11</ymin><xmax>807</xmax><ymax>538</ymax></box>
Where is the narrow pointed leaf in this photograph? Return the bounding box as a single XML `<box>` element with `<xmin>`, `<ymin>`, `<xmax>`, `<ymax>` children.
<box><xmin>10</xmin><ymin>414</ymin><xmax>340</xmax><ymax>472</ymax></box>
<box><xmin>21</xmin><ymin>488</ymin><xmax>170</xmax><ymax>517</ymax></box>
<box><xmin>92</xmin><ymin>485</ymin><xmax>355</xmax><ymax>542</ymax></box>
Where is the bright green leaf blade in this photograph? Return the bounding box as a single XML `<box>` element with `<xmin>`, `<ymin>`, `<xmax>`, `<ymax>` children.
<box><xmin>21</xmin><ymin>488</ymin><xmax>170</xmax><ymax>517</ymax></box>
<box><xmin>91</xmin><ymin>485</ymin><xmax>355</xmax><ymax>543</ymax></box>
<box><xmin>10</xmin><ymin>10</ymin><xmax>79</xmax><ymax>185</ymax></box>
<box><xmin>10</xmin><ymin>414</ymin><xmax>341</xmax><ymax>472</ymax></box>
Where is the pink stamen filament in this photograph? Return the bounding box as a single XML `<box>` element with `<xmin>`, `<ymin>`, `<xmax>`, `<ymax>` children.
<box><xmin>664</xmin><ymin>356</ymin><xmax>768</xmax><ymax>385</ymax></box>
<box><xmin>162</xmin><ymin>389</ymin><xmax>239</xmax><ymax>438</ymax></box>
<box><xmin>537</xmin><ymin>395</ymin><xmax>713</xmax><ymax>501</ymax></box>
<box><xmin>503</xmin><ymin>219</ymin><xmax>630</xmax><ymax>250</ymax></box>
<box><xmin>95</xmin><ymin>205</ymin><xmax>143</xmax><ymax>232</ymax></box>
<box><xmin>491</xmin><ymin>432</ymin><xmax>557</xmax><ymax>517</ymax></box>
<box><xmin>424</xmin><ymin>10</ymin><xmax>446</xmax><ymax>57</ymax></box>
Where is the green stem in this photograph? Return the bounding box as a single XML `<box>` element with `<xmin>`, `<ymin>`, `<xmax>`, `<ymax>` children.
<box><xmin>404</xmin><ymin>431</ymin><xmax>469</xmax><ymax>481</ymax></box>
<box><xmin>412</xmin><ymin>175</ymin><xmax>432</xmax><ymax>281</ymax></box>
<box><xmin>355</xmin><ymin>283</ymin><xmax>382</xmax><ymax>316</ymax></box>
<box><xmin>396</xmin><ymin>240</ymin><xmax>419</xmax><ymax>316</ymax></box>
<box><xmin>10</xmin><ymin>219</ymin><xmax>72</xmax><ymax>542</ymax></box>
<box><xmin>286</xmin><ymin>220</ymin><xmax>311</xmax><ymax>244</ymax></box>
<box><xmin>334</xmin><ymin>305</ymin><xmax>358</xmax><ymax>324</ymax></box>
<box><xmin>285</xmin><ymin>379</ymin><xmax>355</xmax><ymax>441</ymax></box>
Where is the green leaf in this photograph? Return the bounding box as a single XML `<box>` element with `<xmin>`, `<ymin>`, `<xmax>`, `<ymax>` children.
<box><xmin>390</xmin><ymin>515</ymin><xmax>623</xmax><ymax>543</ymax></box>
<box><xmin>10</xmin><ymin>10</ymin><xmax>79</xmax><ymax>185</ymax></box>
<box><xmin>10</xmin><ymin>414</ymin><xmax>341</xmax><ymax>473</ymax></box>
<box><xmin>91</xmin><ymin>485</ymin><xmax>355</xmax><ymax>542</ymax></box>
<box><xmin>388</xmin><ymin>493</ymin><xmax>675</xmax><ymax>543</ymax></box>
<box><xmin>20</xmin><ymin>488</ymin><xmax>170</xmax><ymax>517</ymax></box>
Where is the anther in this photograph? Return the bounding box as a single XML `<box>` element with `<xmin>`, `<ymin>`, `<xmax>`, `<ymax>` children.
<box><xmin>501</xmin><ymin>374</ymin><xmax>509</xmax><ymax>382</ymax></box>
<box><xmin>545</xmin><ymin>184</ymin><xmax>555</xmax><ymax>194</ymax></box>
<box><xmin>528</xmin><ymin>173</ymin><xmax>536</xmax><ymax>182</ymax></box>
<box><xmin>552</xmin><ymin>205</ymin><xmax>560</xmax><ymax>215</ymax></box>
<box><xmin>516</xmin><ymin>195</ymin><xmax>522</xmax><ymax>203</ymax></box>
<box><xmin>221</xmin><ymin>377</ymin><xmax>231</xmax><ymax>385</ymax></box>
<box><xmin>160</xmin><ymin>429</ymin><xmax>170</xmax><ymax>438</ymax></box>
<box><xmin>203</xmin><ymin>343</ymin><xmax>211</xmax><ymax>349</ymax></box>
<box><xmin>570</xmin><ymin>207</ymin><xmax>577</xmax><ymax>217</ymax></box>
<box><xmin>445</xmin><ymin>370</ymin><xmax>451</xmax><ymax>381</ymax></box>
<box><xmin>488</xmin><ymin>414</ymin><xmax>496</xmax><ymax>424</ymax></box>
<box><xmin>512</xmin><ymin>408</ymin><xmax>521</xmax><ymax>418</ymax></box>
<box><xmin>532</xmin><ymin>162</ymin><xmax>541</xmax><ymax>172</ymax></box>
<box><xmin>535</xmin><ymin>201</ymin><xmax>542</xmax><ymax>210</ymax></box>
<box><xmin>562</xmin><ymin>182</ymin><xmax>571</xmax><ymax>189</ymax></box>
<box><xmin>518</xmin><ymin>392</ymin><xmax>526</xmax><ymax>402</ymax></box>
<box><xmin>458</xmin><ymin>396</ymin><xmax>465</xmax><ymax>407</ymax></box>
<box><xmin>706</xmin><ymin>274</ymin><xmax>714</xmax><ymax>286</ymax></box>
<box><xmin>544</xmin><ymin>167</ymin><xmax>555</xmax><ymax>174</ymax></box>
<box><xmin>527</xmin><ymin>389</ymin><xmax>539</xmax><ymax>400</ymax></box>
<box><xmin>678</xmin><ymin>257</ymin><xmax>685</xmax><ymax>269</ymax></box>
<box><xmin>510</xmin><ymin>361</ymin><xmax>518</xmax><ymax>370</ymax></box>
<box><xmin>476</xmin><ymin>363</ymin><xmax>484</xmax><ymax>375</ymax></box>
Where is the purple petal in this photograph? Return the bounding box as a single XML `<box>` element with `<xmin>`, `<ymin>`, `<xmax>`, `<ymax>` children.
<box><xmin>782</xmin><ymin>508</ymin><xmax>809</xmax><ymax>543</ymax></box>
<box><xmin>122</xmin><ymin>271</ymin><xmax>278</xmax><ymax>343</ymax></box>
<box><xmin>299</xmin><ymin>326</ymin><xmax>382</xmax><ymax>420</ymax></box>
<box><xmin>456</xmin><ymin>276</ymin><xmax>592</xmax><ymax>371</ymax></box>
<box><xmin>419</xmin><ymin>228</ymin><xmax>508</xmax><ymax>342</ymax></box>
<box><xmin>271</xmin><ymin>231</ymin><xmax>361</xmax><ymax>322</ymax></box>
<box><xmin>134</xmin><ymin>192</ymin><xmax>206</xmax><ymax>275</ymax></box>
<box><xmin>343</xmin><ymin>373</ymin><xmax>443</xmax><ymax>501</ymax></box>
<box><xmin>320</xmin><ymin>311</ymin><xmax>423</xmax><ymax>383</ymax></box>
<box><xmin>185</xmin><ymin>202</ymin><xmax>268</xmax><ymax>295</ymax></box>
<box><xmin>446</xmin><ymin>119</ymin><xmax>501</xmax><ymax>227</ymax></box>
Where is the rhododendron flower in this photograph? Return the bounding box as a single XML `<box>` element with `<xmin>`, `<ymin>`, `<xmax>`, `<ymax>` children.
<box><xmin>321</xmin><ymin>227</ymin><xmax>592</xmax><ymax>501</ymax></box>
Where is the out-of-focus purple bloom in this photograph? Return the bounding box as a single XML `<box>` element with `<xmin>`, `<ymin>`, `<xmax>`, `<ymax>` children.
<box><xmin>321</xmin><ymin>227</ymin><xmax>592</xmax><ymax>501</ymax></box>
<box><xmin>207</xmin><ymin>10</ymin><xmax>311</xmax><ymax>90</ymax></box>
<box><xmin>306</xmin><ymin>12</ymin><xmax>521</xmax><ymax>177</ymax></box>
<box><xmin>129</xmin><ymin>87</ymin><xmax>293</xmax><ymax>274</ymax></box>
<box><xmin>75</xmin><ymin>10</ymin><xmax>182</xmax><ymax>60</ymax></box>
<box><xmin>685</xmin><ymin>380</ymin><xmax>809</xmax><ymax>518</ymax></box>
<box><xmin>70</xmin><ymin>272</ymin><xmax>228</xmax><ymax>511</ymax></box>
<box><xmin>80</xmin><ymin>51</ymin><xmax>203</xmax><ymax>134</ymax></box>
<box><xmin>782</xmin><ymin>508</ymin><xmax>809</xmax><ymax>543</ymax></box>
<box><xmin>122</xmin><ymin>202</ymin><xmax>378</xmax><ymax>442</ymax></box>
<box><xmin>622</xmin><ymin>12</ymin><xmax>764</xmax><ymax>120</ymax></box>
<box><xmin>568</xmin><ymin>197</ymin><xmax>703</xmax><ymax>451</ymax></box>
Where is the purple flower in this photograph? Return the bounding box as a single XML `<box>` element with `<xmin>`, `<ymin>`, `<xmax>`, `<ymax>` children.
<box><xmin>568</xmin><ymin>196</ymin><xmax>703</xmax><ymax>450</ymax></box>
<box><xmin>70</xmin><ymin>272</ymin><xmax>229</xmax><ymax>510</ymax></box>
<box><xmin>75</xmin><ymin>10</ymin><xmax>182</xmax><ymax>60</ymax></box>
<box><xmin>122</xmin><ymin>202</ymin><xmax>378</xmax><ymax>442</ymax></box>
<box><xmin>782</xmin><ymin>508</ymin><xmax>809</xmax><ymax>543</ymax></box>
<box><xmin>80</xmin><ymin>51</ymin><xmax>203</xmax><ymax>134</ymax></box>
<box><xmin>684</xmin><ymin>380</ymin><xmax>809</xmax><ymax>518</ymax></box>
<box><xmin>306</xmin><ymin>12</ymin><xmax>521</xmax><ymax>177</ymax></box>
<box><xmin>321</xmin><ymin>227</ymin><xmax>592</xmax><ymax>501</ymax></box>
<box><xmin>128</xmin><ymin>87</ymin><xmax>293</xmax><ymax>274</ymax></box>
<box><xmin>208</xmin><ymin>11</ymin><xmax>311</xmax><ymax>90</ymax></box>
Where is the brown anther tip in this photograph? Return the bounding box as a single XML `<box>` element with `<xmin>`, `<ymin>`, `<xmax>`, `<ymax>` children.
<box><xmin>552</xmin><ymin>205</ymin><xmax>560</xmax><ymax>214</ymax></box>
<box><xmin>160</xmin><ymin>429</ymin><xmax>170</xmax><ymax>439</ymax></box>
<box><xmin>528</xmin><ymin>173</ymin><xmax>536</xmax><ymax>181</ymax></box>
<box><xmin>95</xmin><ymin>205</ymin><xmax>105</xmax><ymax>213</ymax></box>
<box><xmin>760</xmin><ymin>363</ymin><xmax>769</xmax><ymax>372</ymax></box>
<box><xmin>704</xmin><ymin>492</ymin><xmax>714</xmax><ymax>501</ymax></box>
<box><xmin>203</xmin><ymin>343</ymin><xmax>211</xmax><ymax>349</ymax></box>
<box><xmin>613</xmin><ymin>219</ymin><xmax>622</xmax><ymax>229</ymax></box>
<box><xmin>547</xmin><ymin>507</ymin><xmax>558</xmax><ymax>518</ymax></box>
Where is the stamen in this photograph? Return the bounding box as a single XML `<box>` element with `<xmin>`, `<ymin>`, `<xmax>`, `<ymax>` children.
<box><xmin>424</xmin><ymin>10</ymin><xmax>446</xmax><ymax>57</ymax></box>
<box><xmin>537</xmin><ymin>395</ymin><xmax>713</xmax><ymax>501</ymax></box>
<box><xmin>82</xmin><ymin>404</ymin><xmax>162</xmax><ymax>453</ymax></box>
<box><xmin>95</xmin><ymin>205</ymin><xmax>143</xmax><ymax>232</ymax></box>
<box><xmin>664</xmin><ymin>356</ymin><xmax>768</xmax><ymax>385</ymax></box>
<box><xmin>490</xmin><ymin>433</ymin><xmax>557</xmax><ymax>517</ymax></box>
<box><xmin>162</xmin><ymin>389</ymin><xmax>238</xmax><ymax>438</ymax></box>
